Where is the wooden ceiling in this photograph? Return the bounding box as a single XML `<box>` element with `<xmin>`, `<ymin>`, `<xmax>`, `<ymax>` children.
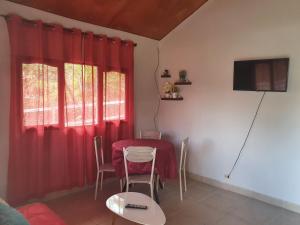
<box><xmin>7</xmin><ymin>0</ymin><xmax>208</xmax><ymax>40</ymax></box>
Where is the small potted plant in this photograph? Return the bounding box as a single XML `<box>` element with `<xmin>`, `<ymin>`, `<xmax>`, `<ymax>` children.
<box><xmin>179</xmin><ymin>70</ymin><xmax>187</xmax><ymax>82</ymax></box>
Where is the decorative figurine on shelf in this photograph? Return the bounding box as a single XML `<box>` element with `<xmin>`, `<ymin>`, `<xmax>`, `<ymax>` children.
<box><xmin>162</xmin><ymin>81</ymin><xmax>180</xmax><ymax>98</ymax></box>
<box><xmin>171</xmin><ymin>85</ymin><xmax>179</xmax><ymax>98</ymax></box>
<box><xmin>161</xmin><ymin>69</ymin><xmax>171</xmax><ymax>78</ymax></box>
<box><xmin>162</xmin><ymin>81</ymin><xmax>172</xmax><ymax>98</ymax></box>
<box><xmin>179</xmin><ymin>70</ymin><xmax>187</xmax><ymax>82</ymax></box>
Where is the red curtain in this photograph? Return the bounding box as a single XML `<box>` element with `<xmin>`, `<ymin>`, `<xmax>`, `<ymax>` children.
<box><xmin>6</xmin><ymin>15</ymin><xmax>134</xmax><ymax>205</ymax></box>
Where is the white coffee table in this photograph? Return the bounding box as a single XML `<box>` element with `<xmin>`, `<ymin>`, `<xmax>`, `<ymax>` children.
<box><xmin>106</xmin><ymin>192</ymin><xmax>166</xmax><ymax>225</ymax></box>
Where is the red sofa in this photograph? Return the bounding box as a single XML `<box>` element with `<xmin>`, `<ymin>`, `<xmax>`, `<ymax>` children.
<box><xmin>18</xmin><ymin>203</ymin><xmax>67</xmax><ymax>225</ymax></box>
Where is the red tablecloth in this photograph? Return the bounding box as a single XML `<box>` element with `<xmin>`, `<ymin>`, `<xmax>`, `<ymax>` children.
<box><xmin>112</xmin><ymin>139</ymin><xmax>177</xmax><ymax>180</ymax></box>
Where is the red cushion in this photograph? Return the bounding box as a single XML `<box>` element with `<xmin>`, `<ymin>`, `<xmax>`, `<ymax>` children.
<box><xmin>18</xmin><ymin>203</ymin><xmax>67</xmax><ymax>225</ymax></box>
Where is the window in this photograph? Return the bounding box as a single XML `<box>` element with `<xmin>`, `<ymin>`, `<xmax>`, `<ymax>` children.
<box><xmin>22</xmin><ymin>63</ymin><xmax>58</xmax><ymax>126</ymax></box>
<box><xmin>64</xmin><ymin>63</ymin><xmax>98</xmax><ymax>126</ymax></box>
<box><xmin>22</xmin><ymin>63</ymin><xmax>125</xmax><ymax>126</ymax></box>
<box><xmin>103</xmin><ymin>71</ymin><xmax>125</xmax><ymax>121</ymax></box>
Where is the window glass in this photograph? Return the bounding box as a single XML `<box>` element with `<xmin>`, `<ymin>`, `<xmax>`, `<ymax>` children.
<box><xmin>22</xmin><ymin>63</ymin><xmax>58</xmax><ymax>126</ymax></box>
<box><xmin>64</xmin><ymin>63</ymin><xmax>98</xmax><ymax>126</ymax></box>
<box><xmin>22</xmin><ymin>64</ymin><xmax>125</xmax><ymax>127</ymax></box>
<box><xmin>103</xmin><ymin>72</ymin><xmax>125</xmax><ymax>121</ymax></box>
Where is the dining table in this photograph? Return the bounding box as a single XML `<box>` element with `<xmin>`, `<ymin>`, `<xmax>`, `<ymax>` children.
<box><xmin>112</xmin><ymin>139</ymin><xmax>178</xmax><ymax>203</ymax></box>
<box><xmin>112</xmin><ymin>139</ymin><xmax>177</xmax><ymax>179</ymax></box>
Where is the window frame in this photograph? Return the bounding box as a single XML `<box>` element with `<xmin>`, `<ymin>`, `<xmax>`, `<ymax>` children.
<box><xmin>20</xmin><ymin>59</ymin><xmax>127</xmax><ymax>128</ymax></box>
<box><xmin>103</xmin><ymin>71</ymin><xmax>126</xmax><ymax>122</ymax></box>
<box><xmin>20</xmin><ymin>60</ymin><xmax>63</xmax><ymax>128</ymax></box>
<box><xmin>64</xmin><ymin>63</ymin><xmax>99</xmax><ymax>127</ymax></box>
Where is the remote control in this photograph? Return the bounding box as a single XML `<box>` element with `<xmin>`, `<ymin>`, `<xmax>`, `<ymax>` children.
<box><xmin>125</xmin><ymin>203</ymin><xmax>148</xmax><ymax>210</ymax></box>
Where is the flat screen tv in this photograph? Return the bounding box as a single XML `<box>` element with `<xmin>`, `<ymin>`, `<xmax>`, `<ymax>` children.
<box><xmin>233</xmin><ymin>58</ymin><xmax>289</xmax><ymax>92</ymax></box>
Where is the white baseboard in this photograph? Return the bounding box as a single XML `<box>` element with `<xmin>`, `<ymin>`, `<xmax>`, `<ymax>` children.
<box><xmin>188</xmin><ymin>172</ymin><xmax>300</xmax><ymax>214</ymax></box>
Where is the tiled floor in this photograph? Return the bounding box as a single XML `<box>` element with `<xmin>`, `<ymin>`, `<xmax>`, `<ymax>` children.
<box><xmin>45</xmin><ymin>179</ymin><xmax>300</xmax><ymax>225</ymax></box>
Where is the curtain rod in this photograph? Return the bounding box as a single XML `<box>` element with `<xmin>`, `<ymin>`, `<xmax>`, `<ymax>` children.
<box><xmin>0</xmin><ymin>14</ymin><xmax>137</xmax><ymax>47</ymax></box>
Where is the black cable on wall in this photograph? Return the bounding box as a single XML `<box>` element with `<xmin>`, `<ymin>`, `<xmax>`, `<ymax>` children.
<box><xmin>153</xmin><ymin>47</ymin><xmax>160</xmax><ymax>130</ymax></box>
<box><xmin>225</xmin><ymin>91</ymin><xmax>266</xmax><ymax>179</ymax></box>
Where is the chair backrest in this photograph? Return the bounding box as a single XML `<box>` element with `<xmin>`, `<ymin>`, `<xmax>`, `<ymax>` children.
<box><xmin>94</xmin><ymin>136</ymin><xmax>104</xmax><ymax>171</ymax></box>
<box><xmin>123</xmin><ymin>146</ymin><xmax>157</xmax><ymax>182</ymax></box>
<box><xmin>139</xmin><ymin>130</ymin><xmax>162</xmax><ymax>140</ymax></box>
<box><xmin>179</xmin><ymin>138</ymin><xmax>189</xmax><ymax>170</ymax></box>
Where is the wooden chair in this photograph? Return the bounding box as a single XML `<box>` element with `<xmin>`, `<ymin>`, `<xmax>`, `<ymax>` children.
<box><xmin>139</xmin><ymin>130</ymin><xmax>162</xmax><ymax>140</ymax></box>
<box><xmin>179</xmin><ymin>137</ymin><xmax>189</xmax><ymax>201</ymax></box>
<box><xmin>94</xmin><ymin>136</ymin><xmax>122</xmax><ymax>200</ymax></box>
<box><xmin>123</xmin><ymin>146</ymin><xmax>157</xmax><ymax>199</ymax></box>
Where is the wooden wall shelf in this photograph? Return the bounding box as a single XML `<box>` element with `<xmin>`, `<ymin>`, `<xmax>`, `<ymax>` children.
<box><xmin>160</xmin><ymin>72</ymin><xmax>191</xmax><ymax>101</ymax></box>
<box><xmin>174</xmin><ymin>81</ymin><xmax>192</xmax><ymax>85</ymax></box>
<box><xmin>161</xmin><ymin>97</ymin><xmax>183</xmax><ymax>101</ymax></box>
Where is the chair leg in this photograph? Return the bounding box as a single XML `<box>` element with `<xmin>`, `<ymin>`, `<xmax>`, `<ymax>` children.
<box><xmin>179</xmin><ymin>170</ymin><xmax>183</xmax><ymax>201</ymax></box>
<box><xmin>120</xmin><ymin>179</ymin><xmax>123</xmax><ymax>192</ymax></box>
<box><xmin>156</xmin><ymin>175</ymin><xmax>159</xmax><ymax>192</ymax></box>
<box><xmin>183</xmin><ymin>167</ymin><xmax>187</xmax><ymax>192</ymax></box>
<box><xmin>150</xmin><ymin>183</ymin><xmax>154</xmax><ymax>199</ymax></box>
<box><xmin>95</xmin><ymin>171</ymin><xmax>100</xmax><ymax>200</ymax></box>
<box><xmin>100</xmin><ymin>171</ymin><xmax>104</xmax><ymax>190</ymax></box>
<box><xmin>126</xmin><ymin>180</ymin><xmax>129</xmax><ymax>192</ymax></box>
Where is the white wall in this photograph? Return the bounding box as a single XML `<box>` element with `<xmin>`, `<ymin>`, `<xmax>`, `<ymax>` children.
<box><xmin>159</xmin><ymin>0</ymin><xmax>300</xmax><ymax>205</ymax></box>
<box><xmin>0</xmin><ymin>0</ymin><xmax>159</xmax><ymax>198</ymax></box>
